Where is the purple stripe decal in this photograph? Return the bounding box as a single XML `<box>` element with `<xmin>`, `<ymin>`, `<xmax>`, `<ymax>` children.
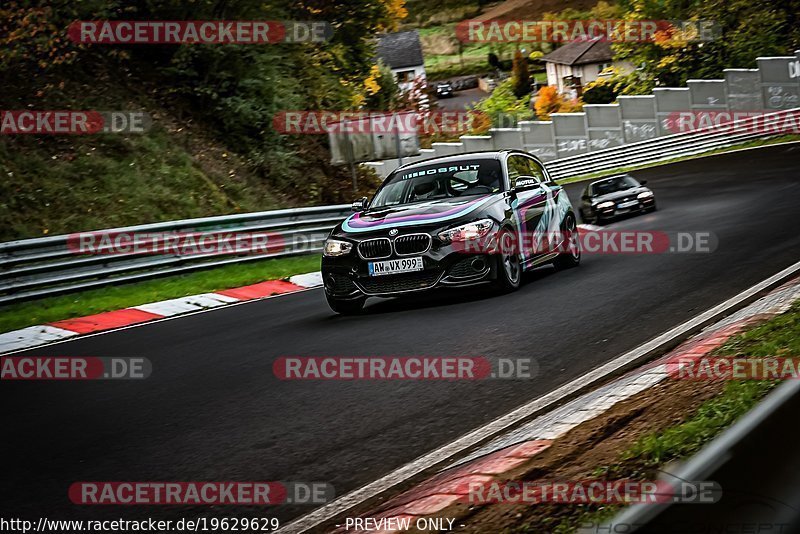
<box><xmin>347</xmin><ymin>195</ymin><xmax>488</xmax><ymax>228</ymax></box>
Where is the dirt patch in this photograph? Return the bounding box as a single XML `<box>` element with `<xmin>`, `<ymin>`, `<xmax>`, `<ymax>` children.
<box><xmin>448</xmin><ymin>377</ymin><xmax>725</xmax><ymax>533</ymax></box>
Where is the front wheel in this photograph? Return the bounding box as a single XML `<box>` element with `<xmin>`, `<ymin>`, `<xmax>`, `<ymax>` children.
<box><xmin>554</xmin><ymin>215</ymin><xmax>581</xmax><ymax>270</ymax></box>
<box><xmin>491</xmin><ymin>229</ymin><xmax>522</xmax><ymax>292</ymax></box>
<box><xmin>326</xmin><ymin>294</ymin><xmax>366</xmax><ymax>315</ymax></box>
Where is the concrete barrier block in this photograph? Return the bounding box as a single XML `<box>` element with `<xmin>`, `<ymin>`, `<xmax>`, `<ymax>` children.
<box><xmin>459</xmin><ymin>135</ymin><xmax>494</xmax><ymax>152</ymax></box>
<box><xmin>489</xmin><ymin>128</ymin><xmax>524</xmax><ymax>150</ymax></box>
<box><xmin>431</xmin><ymin>142</ymin><xmax>465</xmax><ymax>156</ymax></box>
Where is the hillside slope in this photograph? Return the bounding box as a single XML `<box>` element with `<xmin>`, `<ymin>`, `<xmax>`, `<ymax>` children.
<box><xmin>0</xmin><ymin>63</ymin><xmax>376</xmax><ymax>241</ymax></box>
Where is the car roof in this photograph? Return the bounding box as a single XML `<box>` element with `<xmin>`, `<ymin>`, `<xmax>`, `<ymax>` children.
<box><xmin>393</xmin><ymin>149</ymin><xmax>538</xmax><ymax>173</ymax></box>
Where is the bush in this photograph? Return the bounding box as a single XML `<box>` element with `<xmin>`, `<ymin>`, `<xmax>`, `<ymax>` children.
<box><xmin>533</xmin><ymin>86</ymin><xmax>583</xmax><ymax>119</ymax></box>
<box><xmin>533</xmin><ymin>86</ymin><xmax>561</xmax><ymax>120</ymax></box>
<box><xmin>470</xmin><ymin>78</ymin><xmax>533</xmax><ymax>133</ymax></box>
<box><xmin>582</xmin><ymin>76</ymin><xmax>619</xmax><ymax>104</ymax></box>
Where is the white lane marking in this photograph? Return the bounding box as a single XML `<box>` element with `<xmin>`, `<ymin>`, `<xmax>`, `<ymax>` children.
<box><xmin>0</xmin><ymin>287</ymin><xmax>316</xmax><ymax>356</ymax></box>
<box><xmin>0</xmin><ymin>325</ymin><xmax>79</xmax><ymax>354</ymax></box>
<box><xmin>134</xmin><ymin>293</ymin><xmax>239</xmax><ymax>317</ymax></box>
<box><xmin>1</xmin><ymin>281</ymin><xmax>308</xmax><ymax>355</ymax></box>
<box><xmin>577</xmin><ymin>224</ymin><xmax>604</xmax><ymax>232</ymax></box>
<box><xmin>289</xmin><ymin>272</ymin><xmax>323</xmax><ymax>289</ymax></box>
<box><xmin>277</xmin><ymin>259</ymin><xmax>800</xmax><ymax>534</ymax></box>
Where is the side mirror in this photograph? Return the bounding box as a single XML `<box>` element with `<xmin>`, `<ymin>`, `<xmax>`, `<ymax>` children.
<box><xmin>639</xmin><ymin>180</ymin><xmax>648</xmax><ymax>186</ymax></box>
<box><xmin>351</xmin><ymin>197</ymin><xmax>368</xmax><ymax>212</ymax></box>
<box><xmin>513</xmin><ymin>176</ymin><xmax>540</xmax><ymax>192</ymax></box>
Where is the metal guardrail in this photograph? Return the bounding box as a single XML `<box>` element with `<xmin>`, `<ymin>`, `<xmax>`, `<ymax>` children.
<box><xmin>0</xmin><ymin>205</ymin><xmax>350</xmax><ymax>305</ymax></box>
<box><xmin>546</xmin><ymin>107</ymin><xmax>800</xmax><ymax>180</ymax></box>
<box><xmin>1</xmin><ymin>109</ymin><xmax>797</xmax><ymax>305</ymax></box>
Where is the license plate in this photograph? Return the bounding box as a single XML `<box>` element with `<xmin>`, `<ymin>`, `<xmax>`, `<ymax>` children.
<box><xmin>618</xmin><ymin>200</ymin><xmax>638</xmax><ymax>208</ymax></box>
<box><xmin>369</xmin><ymin>257</ymin><xmax>424</xmax><ymax>276</ymax></box>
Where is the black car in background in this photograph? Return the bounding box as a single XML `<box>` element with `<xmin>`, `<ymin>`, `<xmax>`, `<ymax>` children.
<box><xmin>321</xmin><ymin>150</ymin><xmax>581</xmax><ymax>314</ymax></box>
<box><xmin>578</xmin><ymin>174</ymin><xmax>656</xmax><ymax>224</ymax></box>
<box><xmin>435</xmin><ymin>82</ymin><xmax>453</xmax><ymax>98</ymax></box>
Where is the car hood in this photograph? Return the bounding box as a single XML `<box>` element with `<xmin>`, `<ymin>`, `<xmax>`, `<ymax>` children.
<box><xmin>593</xmin><ymin>187</ymin><xmax>649</xmax><ymax>203</ymax></box>
<box><xmin>339</xmin><ymin>195</ymin><xmax>498</xmax><ymax>235</ymax></box>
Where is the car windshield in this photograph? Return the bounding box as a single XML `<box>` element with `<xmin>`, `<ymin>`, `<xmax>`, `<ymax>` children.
<box><xmin>371</xmin><ymin>159</ymin><xmax>502</xmax><ymax>208</ymax></box>
<box><xmin>592</xmin><ymin>175</ymin><xmax>640</xmax><ymax>196</ymax></box>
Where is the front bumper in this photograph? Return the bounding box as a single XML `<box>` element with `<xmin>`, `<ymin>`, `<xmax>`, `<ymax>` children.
<box><xmin>597</xmin><ymin>196</ymin><xmax>655</xmax><ymax>219</ymax></box>
<box><xmin>322</xmin><ymin>249</ymin><xmax>495</xmax><ymax>298</ymax></box>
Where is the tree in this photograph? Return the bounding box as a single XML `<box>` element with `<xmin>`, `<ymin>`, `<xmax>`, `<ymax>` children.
<box><xmin>511</xmin><ymin>49</ymin><xmax>531</xmax><ymax>98</ymax></box>
<box><xmin>613</xmin><ymin>0</ymin><xmax>800</xmax><ymax>88</ymax></box>
<box><xmin>0</xmin><ymin>0</ymin><xmax>412</xmax><ymax>203</ymax></box>
<box><xmin>362</xmin><ymin>61</ymin><xmax>402</xmax><ymax>111</ymax></box>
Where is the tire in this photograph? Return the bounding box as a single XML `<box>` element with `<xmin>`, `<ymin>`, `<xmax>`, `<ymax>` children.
<box><xmin>554</xmin><ymin>214</ymin><xmax>581</xmax><ymax>270</ymax></box>
<box><xmin>326</xmin><ymin>294</ymin><xmax>366</xmax><ymax>315</ymax></box>
<box><xmin>491</xmin><ymin>228</ymin><xmax>522</xmax><ymax>292</ymax></box>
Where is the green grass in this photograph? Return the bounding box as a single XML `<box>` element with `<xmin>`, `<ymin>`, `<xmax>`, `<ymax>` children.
<box><xmin>622</xmin><ymin>381</ymin><xmax>777</xmax><ymax>468</ymax></box>
<box><xmin>0</xmin><ymin>254</ymin><xmax>321</xmax><ymax>334</ymax></box>
<box><xmin>426</xmin><ymin>58</ymin><xmax>493</xmax><ymax>81</ymax></box>
<box><xmin>556</xmin><ymin>135</ymin><xmax>800</xmax><ymax>186</ymax></box>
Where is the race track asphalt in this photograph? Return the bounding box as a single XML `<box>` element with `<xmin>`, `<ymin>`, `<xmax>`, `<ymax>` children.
<box><xmin>3</xmin><ymin>143</ymin><xmax>800</xmax><ymax>525</ymax></box>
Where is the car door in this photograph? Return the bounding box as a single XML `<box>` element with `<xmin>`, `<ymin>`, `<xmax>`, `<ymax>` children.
<box><xmin>537</xmin><ymin>162</ymin><xmax>570</xmax><ymax>252</ymax></box>
<box><xmin>506</xmin><ymin>154</ymin><xmax>548</xmax><ymax>262</ymax></box>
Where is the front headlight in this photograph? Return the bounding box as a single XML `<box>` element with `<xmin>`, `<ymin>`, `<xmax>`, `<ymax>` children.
<box><xmin>323</xmin><ymin>238</ymin><xmax>353</xmax><ymax>257</ymax></box>
<box><xmin>438</xmin><ymin>219</ymin><xmax>494</xmax><ymax>242</ymax></box>
<box><xmin>637</xmin><ymin>191</ymin><xmax>654</xmax><ymax>199</ymax></box>
<box><xmin>596</xmin><ymin>201</ymin><xmax>615</xmax><ymax>209</ymax></box>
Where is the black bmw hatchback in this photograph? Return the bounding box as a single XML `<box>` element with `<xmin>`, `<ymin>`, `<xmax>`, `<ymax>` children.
<box><xmin>321</xmin><ymin>150</ymin><xmax>581</xmax><ymax>314</ymax></box>
<box><xmin>578</xmin><ymin>174</ymin><xmax>656</xmax><ymax>225</ymax></box>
